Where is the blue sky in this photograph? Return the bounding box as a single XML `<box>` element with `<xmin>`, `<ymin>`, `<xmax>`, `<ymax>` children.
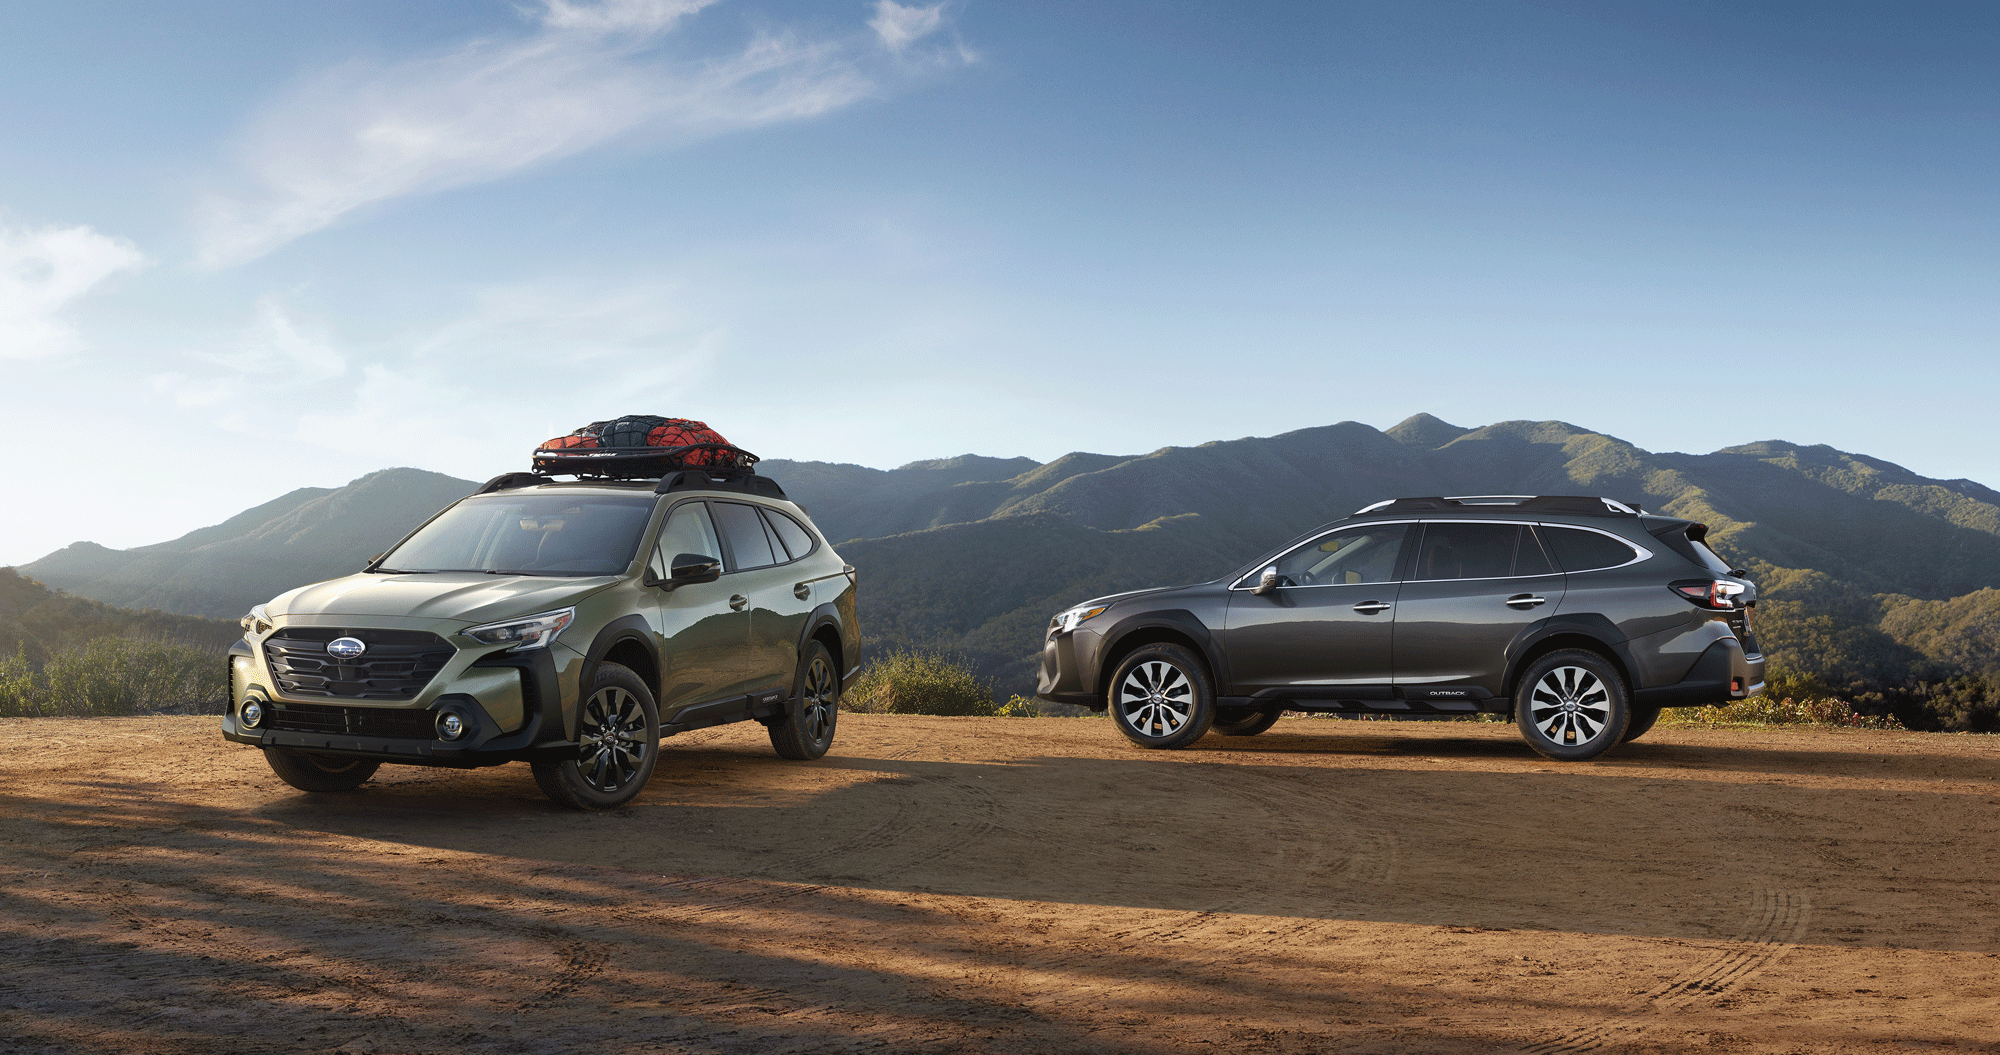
<box><xmin>3</xmin><ymin>0</ymin><xmax>1997</xmax><ymax>566</ymax></box>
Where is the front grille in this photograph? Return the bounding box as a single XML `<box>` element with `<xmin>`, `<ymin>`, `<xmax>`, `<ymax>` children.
<box><xmin>263</xmin><ymin>628</ymin><xmax>454</xmax><ymax>701</ymax></box>
<box><xmin>265</xmin><ymin>701</ymin><xmax>434</xmax><ymax>740</ymax></box>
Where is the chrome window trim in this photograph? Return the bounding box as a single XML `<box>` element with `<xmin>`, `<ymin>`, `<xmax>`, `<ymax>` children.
<box><xmin>1227</xmin><ymin>519</ymin><xmax>1420</xmax><ymax>591</ymax></box>
<box><xmin>1400</xmin><ymin>518</ymin><xmax>1564</xmax><ymax>584</ymax></box>
<box><xmin>1228</xmin><ymin>517</ymin><xmax>1651</xmax><ymax>590</ymax></box>
<box><xmin>1535</xmin><ymin>522</ymin><xmax>1654</xmax><ymax>572</ymax></box>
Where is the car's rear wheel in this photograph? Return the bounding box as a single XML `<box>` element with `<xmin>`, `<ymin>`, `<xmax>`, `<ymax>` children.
<box><xmin>1212</xmin><ymin>705</ymin><xmax>1282</xmax><ymax>737</ymax></box>
<box><xmin>769</xmin><ymin>641</ymin><xmax>839</xmax><ymax>760</ymax></box>
<box><xmin>1622</xmin><ymin>703</ymin><xmax>1663</xmax><ymax>742</ymax></box>
<box><xmin>533</xmin><ymin>662</ymin><xmax>659</xmax><ymax>810</ymax></box>
<box><xmin>262</xmin><ymin>748</ymin><xmax>380</xmax><ymax>792</ymax></box>
<box><xmin>1108</xmin><ymin>643</ymin><xmax>1215</xmax><ymax>749</ymax></box>
<box><xmin>1514</xmin><ymin>650</ymin><xmax>1630</xmax><ymax>761</ymax></box>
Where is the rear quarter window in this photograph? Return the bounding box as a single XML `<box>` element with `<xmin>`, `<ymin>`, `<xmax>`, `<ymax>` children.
<box><xmin>1542</xmin><ymin>526</ymin><xmax>1640</xmax><ymax>572</ymax></box>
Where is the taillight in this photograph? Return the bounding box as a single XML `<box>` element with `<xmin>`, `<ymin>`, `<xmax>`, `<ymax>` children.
<box><xmin>1670</xmin><ymin>579</ymin><xmax>1744</xmax><ymax>610</ymax></box>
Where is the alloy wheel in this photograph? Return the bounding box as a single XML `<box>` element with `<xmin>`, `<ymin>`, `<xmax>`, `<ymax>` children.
<box><xmin>801</xmin><ymin>653</ymin><xmax>836</xmax><ymax>745</ymax></box>
<box><xmin>574</xmin><ymin>685</ymin><xmax>649</xmax><ymax>791</ymax></box>
<box><xmin>1118</xmin><ymin>660</ymin><xmax>1195</xmax><ymax>738</ymax></box>
<box><xmin>1528</xmin><ymin>665</ymin><xmax>1611</xmax><ymax>746</ymax></box>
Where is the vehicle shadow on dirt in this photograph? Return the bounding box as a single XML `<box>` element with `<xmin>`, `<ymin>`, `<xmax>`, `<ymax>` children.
<box><xmin>0</xmin><ymin>776</ymin><xmax>1692</xmax><ymax>1055</ymax></box>
<box><xmin>211</xmin><ymin>738</ymin><xmax>2000</xmax><ymax>957</ymax></box>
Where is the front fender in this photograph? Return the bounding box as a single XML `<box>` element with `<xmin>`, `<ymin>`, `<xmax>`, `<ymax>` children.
<box><xmin>1095</xmin><ymin>608</ymin><xmax>1228</xmax><ymax>697</ymax></box>
<box><xmin>577</xmin><ymin>614</ymin><xmax>657</xmax><ymax>735</ymax></box>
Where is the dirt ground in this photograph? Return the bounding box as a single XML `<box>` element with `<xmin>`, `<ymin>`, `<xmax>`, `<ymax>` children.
<box><xmin>1</xmin><ymin>714</ymin><xmax>1997</xmax><ymax>1055</ymax></box>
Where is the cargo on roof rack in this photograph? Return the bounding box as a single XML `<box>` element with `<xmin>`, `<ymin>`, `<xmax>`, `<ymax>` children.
<box><xmin>1351</xmin><ymin>495</ymin><xmax>1644</xmax><ymax>517</ymax></box>
<box><xmin>474</xmin><ymin>442</ymin><xmax>786</xmax><ymax>498</ymax></box>
<box><xmin>530</xmin><ymin>442</ymin><xmax>758</xmax><ymax>480</ymax></box>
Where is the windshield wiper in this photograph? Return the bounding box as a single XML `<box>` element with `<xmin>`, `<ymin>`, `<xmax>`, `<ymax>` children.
<box><xmin>479</xmin><ymin>569</ymin><xmax>560</xmax><ymax>576</ymax></box>
<box><xmin>369</xmin><ymin>568</ymin><xmax>434</xmax><ymax>574</ymax></box>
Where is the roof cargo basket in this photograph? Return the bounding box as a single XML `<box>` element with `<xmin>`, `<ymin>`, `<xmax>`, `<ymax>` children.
<box><xmin>531</xmin><ymin>442</ymin><xmax>758</xmax><ymax>480</ymax></box>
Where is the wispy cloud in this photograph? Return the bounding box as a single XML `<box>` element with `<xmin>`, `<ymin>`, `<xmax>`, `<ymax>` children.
<box><xmin>155</xmin><ymin>277</ymin><xmax>721</xmax><ymax>467</ymax></box>
<box><xmin>870</xmin><ymin>1</ymin><xmax>945</xmax><ymax>51</ymax></box>
<box><xmin>196</xmin><ymin>0</ymin><xmax>964</xmax><ymax>268</ymax></box>
<box><xmin>155</xmin><ymin>295</ymin><xmax>348</xmax><ymax>408</ymax></box>
<box><xmin>0</xmin><ymin>222</ymin><xmax>146</xmax><ymax>358</ymax></box>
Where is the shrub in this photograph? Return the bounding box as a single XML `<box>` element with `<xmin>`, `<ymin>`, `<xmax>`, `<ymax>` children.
<box><xmin>0</xmin><ymin>637</ymin><xmax>227</xmax><ymax>718</ymax></box>
<box><xmin>846</xmin><ymin>649</ymin><xmax>997</xmax><ymax>716</ymax></box>
<box><xmin>1666</xmin><ymin>695</ymin><xmax>1902</xmax><ymax>730</ymax></box>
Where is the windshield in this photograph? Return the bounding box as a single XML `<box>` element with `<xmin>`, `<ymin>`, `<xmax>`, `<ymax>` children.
<box><xmin>378</xmin><ymin>494</ymin><xmax>656</xmax><ymax>576</ymax></box>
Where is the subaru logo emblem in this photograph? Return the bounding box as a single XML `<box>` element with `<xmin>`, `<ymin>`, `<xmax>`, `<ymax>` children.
<box><xmin>327</xmin><ymin>636</ymin><xmax>367</xmax><ymax>660</ymax></box>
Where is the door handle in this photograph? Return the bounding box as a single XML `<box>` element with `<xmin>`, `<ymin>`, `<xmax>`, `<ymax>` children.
<box><xmin>729</xmin><ymin>594</ymin><xmax>748</xmax><ymax>612</ymax></box>
<box><xmin>794</xmin><ymin>582</ymin><xmax>811</xmax><ymax>601</ymax></box>
<box><xmin>1351</xmin><ymin>601</ymin><xmax>1392</xmax><ymax>615</ymax></box>
<box><xmin>1506</xmin><ymin>594</ymin><xmax>1547</xmax><ymax>609</ymax></box>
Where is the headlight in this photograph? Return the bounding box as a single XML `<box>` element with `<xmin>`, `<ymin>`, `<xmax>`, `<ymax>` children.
<box><xmin>1051</xmin><ymin>604</ymin><xmax>1110</xmax><ymax>635</ymax></box>
<box><xmin>465</xmin><ymin>608</ymin><xmax>576</xmax><ymax>651</ymax></box>
<box><xmin>240</xmin><ymin>605</ymin><xmax>273</xmax><ymax>635</ymax></box>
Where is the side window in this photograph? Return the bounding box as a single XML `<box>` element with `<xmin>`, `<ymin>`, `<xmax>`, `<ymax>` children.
<box><xmin>1514</xmin><ymin>525</ymin><xmax>1557</xmax><ymax>576</ymax></box>
<box><xmin>714</xmin><ymin>501</ymin><xmax>778</xmax><ymax>570</ymax></box>
<box><xmin>1413</xmin><ymin>523</ymin><xmax>1521</xmax><ymax>580</ymax></box>
<box><xmin>1543</xmin><ymin>526</ymin><xmax>1639</xmax><ymax>572</ymax></box>
<box><xmin>1266</xmin><ymin>524</ymin><xmax>1409</xmax><ymax>587</ymax></box>
<box><xmin>649</xmin><ymin>502</ymin><xmax>722</xmax><ymax>577</ymax></box>
<box><xmin>763</xmin><ymin>508</ymin><xmax>817</xmax><ymax>560</ymax></box>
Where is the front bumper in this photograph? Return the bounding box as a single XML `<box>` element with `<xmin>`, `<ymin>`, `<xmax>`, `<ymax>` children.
<box><xmin>222</xmin><ymin>638</ymin><xmax>580</xmax><ymax>767</ymax></box>
<box><xmin>1035</xmin><ymin>627</ymin><xmax>1104</xmax><ymax>708</ymax></box>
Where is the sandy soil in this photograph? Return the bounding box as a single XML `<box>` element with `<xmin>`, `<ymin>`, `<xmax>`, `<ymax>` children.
<box><xmin>0</xmin><ymin>714</ymin><xmax>1996</xmax><ymax>1055</ymax></box>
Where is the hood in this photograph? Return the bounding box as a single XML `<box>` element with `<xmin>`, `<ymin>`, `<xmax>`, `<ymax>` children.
<box><xmin>268</xmin><ymin>572</ymin><xmax>619</xmax><ymax>626</ymax></box>
<box><xmin>1068</xmin><ymin>584</ymin><xmax>1189</xmax><ymax>612</ymax></box>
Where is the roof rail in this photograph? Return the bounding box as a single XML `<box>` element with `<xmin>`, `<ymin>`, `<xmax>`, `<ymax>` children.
<box><xmin>1352</xmin><ymin>495</ymin><xmax>1644</xmax><ymax>517</ymax></box>
<box><xmin>476</xmin><ymin>472</ymin><xmax>549</xmax><ymax>495</ymax></box>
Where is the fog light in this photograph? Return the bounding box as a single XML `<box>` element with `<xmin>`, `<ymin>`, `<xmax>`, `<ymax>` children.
<box><xmin>242</xmin><ymin>699</ymin><xmax>264</xmax><ymax>729</ymax></box>
<box><xmin>437</xmin><ymin>712</ymin><xmax>468</xmax><ymax>741</ymax></box>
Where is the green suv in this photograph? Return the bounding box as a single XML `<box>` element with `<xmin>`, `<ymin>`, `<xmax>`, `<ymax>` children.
<box><xmin>221</xmin><ymin>457</ymin><xmax>859</xmax><ymax>809</ymax></box>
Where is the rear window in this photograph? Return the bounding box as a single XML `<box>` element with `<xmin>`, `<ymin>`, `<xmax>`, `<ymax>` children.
<box><xmin>1542</xmin><ymin>526</ymin><xmax>1640</xmax><ymax>572</ymax></box>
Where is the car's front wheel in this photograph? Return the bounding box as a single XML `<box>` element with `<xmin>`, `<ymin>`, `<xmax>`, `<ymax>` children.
<box><xmin>1514</xmin><ymin>650</ymin><xmax>1630</xmax><ymax>761</ymax></box>
<box><xmin>533</xmin><ymin>662</ymin><xmax>660</xmax><ymax>810</ymax></box>
<box><xmin>262</xmin><ymin>748</ymin><xmax>380</xmax><ymax>792</ymax></box>
<box><xmin>1108</xmin><ymin>643</ymin><xmax>1216</xmax><ymax>749</ymax></box>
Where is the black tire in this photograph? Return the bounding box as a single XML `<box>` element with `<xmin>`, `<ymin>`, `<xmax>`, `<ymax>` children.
<box><xmin>769</xmin><ymin>641</ymin><xmax>839</xmax><ymax>761</ymax></box>
<box><xmin>1107</xmin><ymin>643</ymin><xmax>1216</xmax><ymax>749</ymax></box>
<box><xmin>262</xmin><ymin>748</ymin><xmax>380</xmax><ymax>793</ymax></box>
<box><xmin>1622</xmin><ymin>703</ymin><xmax>1663</xmax><ymax>743</ymax></box>
<box><xmin>1213</xmin><ymin>705</ymin><xmax>1282</xmax><ymax>737</ymax></box>
<box><xmin>532</xmin><ymin>662</ymin><xmax>659</xmax><ymax>810</ymax></box>
<box><xmin>1514</xmin><ymin>649</ymin><xmax>1630</xmax><ymax>761</ymax></box>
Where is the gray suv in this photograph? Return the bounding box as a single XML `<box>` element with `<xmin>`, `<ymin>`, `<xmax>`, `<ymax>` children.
<box><xmin>1036</xmin><ymin>495</ymin><xmax>1762</xmax><ymax>760</ymax></box>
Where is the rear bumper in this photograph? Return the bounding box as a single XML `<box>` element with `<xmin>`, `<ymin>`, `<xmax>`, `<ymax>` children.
<box><xmin>1635</xmin><ymin>637</ymin><xmax>1765</xmax><ymax>709</ymax></box>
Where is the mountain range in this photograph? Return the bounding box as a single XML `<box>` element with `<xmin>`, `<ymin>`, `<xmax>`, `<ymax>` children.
<box><xmin>15</xmin><ymin>415</ymin><xmax>2000</xmax><ymax>717</ymax></box>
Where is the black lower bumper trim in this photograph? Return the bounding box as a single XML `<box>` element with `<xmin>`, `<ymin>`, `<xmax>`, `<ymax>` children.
<box><xmin>1637</xmin><ymin>638</ymin><xmax>1764</xmax><ymax>709</ymax></box>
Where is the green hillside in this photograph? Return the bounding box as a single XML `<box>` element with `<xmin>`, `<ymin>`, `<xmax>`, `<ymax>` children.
<box><xmin>15</xmin><ymin>416</ymin><xmax>1999</xmax><ymax>729</ymax></box>
<box><xmin>0</xmin><ymin>568</ymin><xmax>238</xmax><ymax>661</ymax></box>
<box><xmin>21</xmin><ymin>468</ymin><xmax>479</xmax><ymax>619</ymax></box>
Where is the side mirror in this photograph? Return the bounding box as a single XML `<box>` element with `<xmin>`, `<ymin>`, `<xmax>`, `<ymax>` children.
<box><xmin>1252</xmin><ymin>566</ymin><xmax>1280</xmax><ymax>596</ymax></box>
<box><xmin>657</xmin><ymin>553</ymin><xmax>722</xmax><ymax>589</ymax></box>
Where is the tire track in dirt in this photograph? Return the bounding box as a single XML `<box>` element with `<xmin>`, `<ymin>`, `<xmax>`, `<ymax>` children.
<box><xmin>1023</xmin><ymin>760</ymin><xmax>1405</xmax><ymax>1005</ymax></box>
<box><xmin>1520</xmin><ymin>888</ymin><xmax>1811</xmax><ymax>1055</ymax></box>
<box><xmin>10</xmin><ymin>837</ymin><xmax>598</xmax><ymax>1023</ymax></box>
